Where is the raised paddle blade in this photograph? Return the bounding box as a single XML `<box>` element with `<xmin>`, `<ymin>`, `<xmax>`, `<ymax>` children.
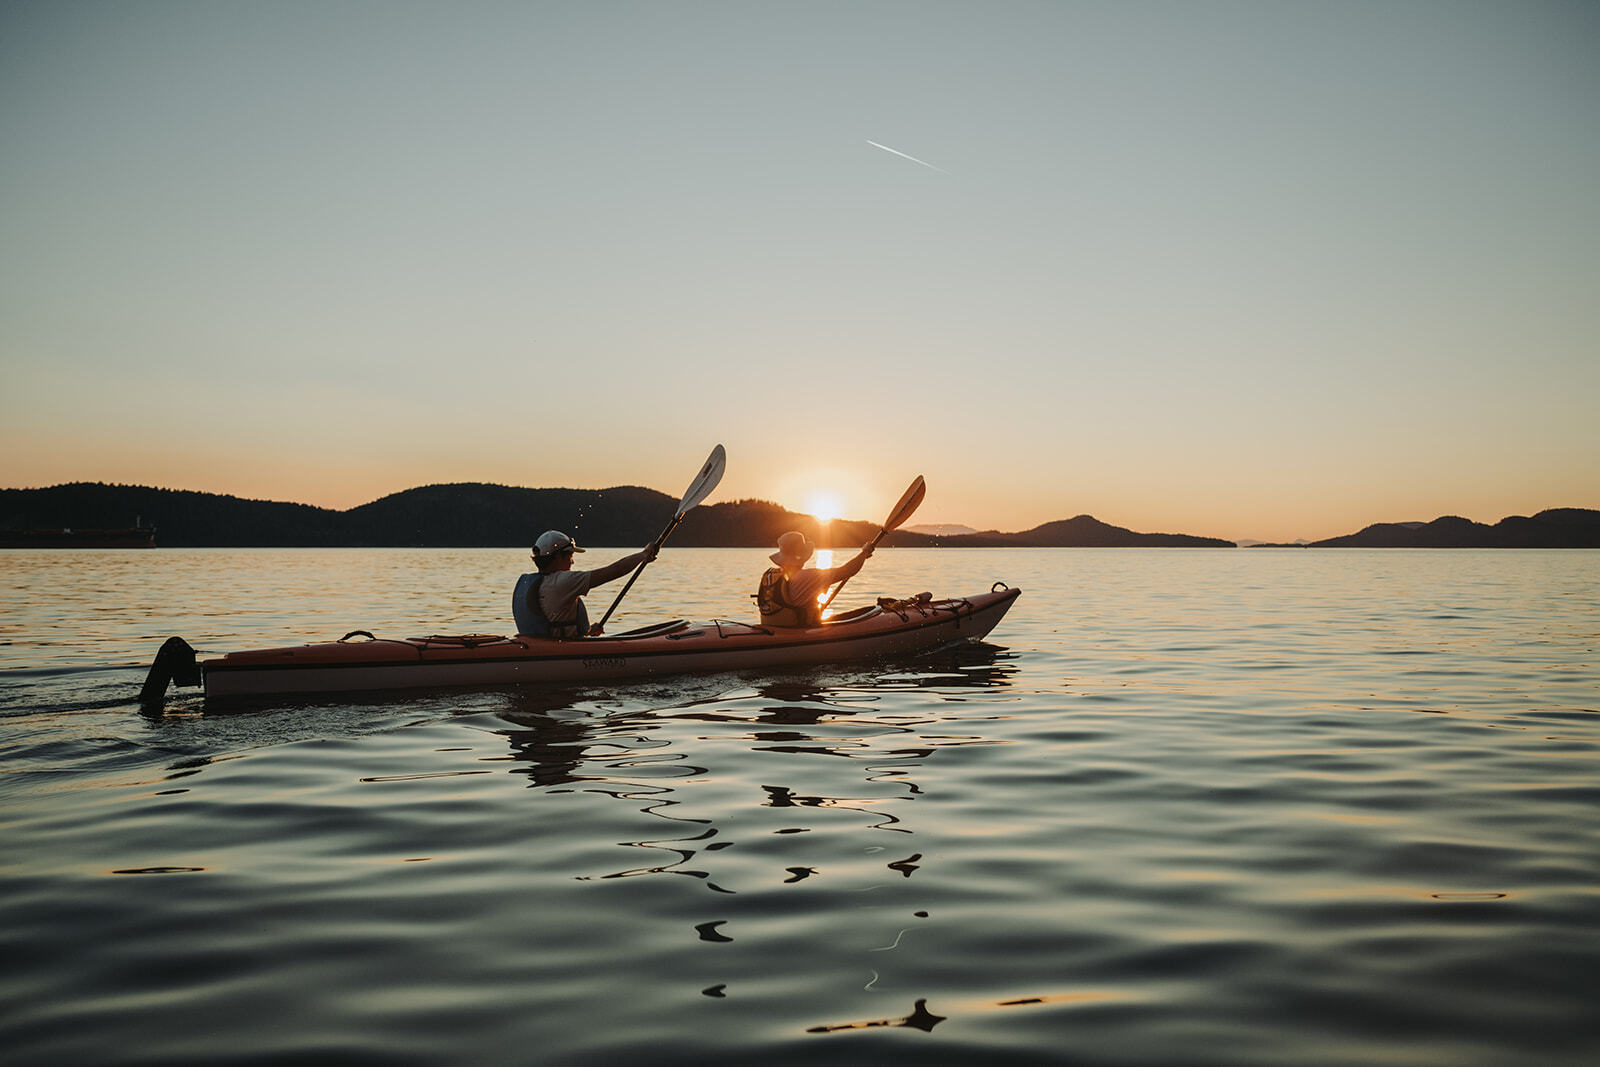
<box><xmin>674</xmin><ymin>443</ymin><xmax>727</xmax><ymax>519</ymax></box>
<box><xmin>594</xmin><ymin>444</ymin><xmax>727</xmax><ymax>634</ymax></box>
<box><xmin>823</xmin><ymin>475</ymin><xmax>927</xmax><ymax>611</ymax></box>
<box><xmin>881</xmin><ymin>475</ymin><xmax>926</xmax><ymax>534</ymax></box>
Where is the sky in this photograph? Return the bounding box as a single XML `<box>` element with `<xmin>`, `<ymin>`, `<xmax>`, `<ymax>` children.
<box><xmin>1</xmin><ymin>0</ymin><xmax>1595</xmax><ymax>543</ymax></box>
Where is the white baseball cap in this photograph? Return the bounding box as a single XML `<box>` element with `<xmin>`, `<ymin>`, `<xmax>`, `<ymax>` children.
<box><xmin>533</xmin><ymin>530</ymin><xmax>585</xmax><ymax>559</ymax></box>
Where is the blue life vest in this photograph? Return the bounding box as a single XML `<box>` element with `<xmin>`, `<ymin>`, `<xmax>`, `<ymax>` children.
<box><xmin>513</xmin><ymin>572</ymin><xmax>546</xmax><ymax>636</ymax></box>
<box><xmin>513</xmin><ymin>572</ymin><xmax>589</xmax><ymax>639</ymax></box>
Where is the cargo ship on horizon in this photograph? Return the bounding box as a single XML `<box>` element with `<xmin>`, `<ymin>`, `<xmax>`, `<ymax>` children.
<box><xmin>0</xmin><ymin>523</ymin><xmax>156</xmax><ymax>549</ymax></box>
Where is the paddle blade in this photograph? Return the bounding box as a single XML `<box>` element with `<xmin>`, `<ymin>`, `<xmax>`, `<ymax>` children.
<box><xmin>882</xmin><ymin>475</ymin><xmax>926</xmax><ymax>532</ymax></box>
<box><xmin>675</xmin><ymin>443</ymin><xmax>727</xmax><ymax>518</ymax></box>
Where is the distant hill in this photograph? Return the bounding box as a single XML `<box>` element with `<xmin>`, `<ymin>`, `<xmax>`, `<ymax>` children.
<box><xmin>905</xmin><ymin>523</ymin><xmax>979</xmax><ymax>537</ymax></box>
<box><xmin>340</xmin><ymin>484</ymin><xmax>673</xmax><ymax>547</ymax></box>
<box><xmin>1308</xmin><ymin>508</ymin><xmax>1600</xmax><ymax>548</ymax></box>
<box><xmin>887</xmin><ymin>514</ymin><xmax>1236</xmax><ymax>548</ymax></box>
<box><xmin>1</xmin><ymin>483</ymin><xmax>347</xmax><ymax>546</ymax></box>
<box><xmin>2</xmin><ymin>482</ymin><xmax>1234</xmax><ymax>548</ymax></box>
<box><xmin>673</xmin><ymin>499</ymin><xmax>877</xmax><ymax>549</ymax></box>
<box><xmin>0</xmin><ymin>482</ymin><xmax>679</xmax><ymax>548</ymax></box>
<box><xmin>0</xmin><ymin>482</ymin><xmax>880</xmax><ymax>549</ymax></box>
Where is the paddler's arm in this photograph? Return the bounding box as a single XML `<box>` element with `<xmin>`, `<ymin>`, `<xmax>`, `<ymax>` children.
<box><xmin>821</xmin><ymin>543</ymin><xmax>875</xmax><ymax>585</ymax></box>
<box><xmin>587</xmin><ymin>543</ymin><xmax>661</xmax><ymax>587</ymax></box>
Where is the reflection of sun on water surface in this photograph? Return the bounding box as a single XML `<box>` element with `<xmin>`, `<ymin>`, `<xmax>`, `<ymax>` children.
<box><xmin>803</xmin><ymin>491</ymin><xmax>842</xmax><ymax>618</ymax></box>
<box><xmin>813</xmin><ymin>548</ymin><xmax>835</xmax><ymax>617</ymax></box>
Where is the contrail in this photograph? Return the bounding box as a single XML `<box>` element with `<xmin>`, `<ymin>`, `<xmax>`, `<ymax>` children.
<box><xmin>866</xmin><ymin>140</ymin><xmax>949</xmax><ymax>174</ymax></box>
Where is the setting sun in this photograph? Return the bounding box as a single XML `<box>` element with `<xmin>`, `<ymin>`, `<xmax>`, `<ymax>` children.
<box><xmin>804</xmin><ymin>490</ymin><xmax>844</xmax><ymax>523</ymax></box>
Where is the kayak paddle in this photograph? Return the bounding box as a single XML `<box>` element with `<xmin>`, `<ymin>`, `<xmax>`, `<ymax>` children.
<box><xmin>821</xmin><ymin>475</ymin><xmax>926</xmax><ymax>609</ymax></box>
<box><xmin>592</xmin><ymin>444</ymin><xmax>727</xmax><ymax>634</ymax></box>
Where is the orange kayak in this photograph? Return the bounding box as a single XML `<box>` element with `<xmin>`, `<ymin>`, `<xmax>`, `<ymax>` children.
<box><xmin>144</xmin><ymin>586</ymin><xmax>1021</xmax><ymax>701</ymax></box>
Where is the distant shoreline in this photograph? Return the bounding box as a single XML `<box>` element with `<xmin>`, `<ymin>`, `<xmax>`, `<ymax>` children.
<box><xmin>2</xmin><ymin>483</ymin><xmax>1596</xmax><ymax>549</ymax></box>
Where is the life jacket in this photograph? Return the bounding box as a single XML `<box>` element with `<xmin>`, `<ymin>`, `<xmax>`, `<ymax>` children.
<box><xmin>757</xmin><ymin>566</ymin><xmax>819</xmax><ymax>627</ymax></box>
<box><xmin>513</xmin><ymin>572</ymin><xmax>590</xmax><ymax>639</ymax></box>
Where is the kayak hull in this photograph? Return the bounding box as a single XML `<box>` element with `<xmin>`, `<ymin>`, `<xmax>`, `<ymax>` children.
<box><xmin>198</xmin><ymin>586</ymin><xmax>1021</xmax><ymax>699</ymax></box>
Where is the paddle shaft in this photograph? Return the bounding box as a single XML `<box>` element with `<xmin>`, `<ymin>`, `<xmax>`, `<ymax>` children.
<box><xmin>591</xmin><ymin>445</ymin><xmax>726</xmax><ymax>634</ymax></box>
<box><xmin>821</xmin><ymin>476</ymin><xmax>925</xmax><ymax>610</ymax></box>
<box><xmin>593</xmin><ymin>517</ymin><xmax>679</xmax><ymax>632</ymax></box>
<box><xmin>818</xmin><ymin>531</ymin><xmax>880</xmax><ymax>611</ymax></box>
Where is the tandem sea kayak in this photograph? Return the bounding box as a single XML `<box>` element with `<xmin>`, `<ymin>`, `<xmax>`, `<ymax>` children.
<box><xmin>141</xmin><ymin>585</ymin><xmax>1021</xmax><ymax>702</ymax></box>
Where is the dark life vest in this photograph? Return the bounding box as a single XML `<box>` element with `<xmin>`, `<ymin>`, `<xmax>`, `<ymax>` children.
<box><xmin>757</xmin><ymin>566</ymin><xmax>819</xmax><ymax>627</ymax></box>
<box><xmin>513</xmin><ymin>572</ymin><xmax>590</xmax><ymax>639</ymax></box>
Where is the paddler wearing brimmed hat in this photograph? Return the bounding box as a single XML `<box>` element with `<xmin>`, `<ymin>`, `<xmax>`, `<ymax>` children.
<box><xmin>756</xmin><ymin>531</ymin><xmax>875</xmax><ymax>627</ymax></box>
<box><xmin>512</xmin><ymin>530</ymin><xmax>658</xmax><ymax>639</ymax></box>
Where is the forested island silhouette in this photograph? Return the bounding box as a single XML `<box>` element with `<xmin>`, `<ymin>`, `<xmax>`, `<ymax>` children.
<box><xmin>2</xmin><ymin>483</ymin><xmax>1596</xmax><ymax>549</ymax></box>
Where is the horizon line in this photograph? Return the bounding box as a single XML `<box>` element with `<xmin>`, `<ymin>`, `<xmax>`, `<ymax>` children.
<box><xmin>3</xmin><ymin>479</ymin><xmax>1594</xmax><ymax>545</ymax></box>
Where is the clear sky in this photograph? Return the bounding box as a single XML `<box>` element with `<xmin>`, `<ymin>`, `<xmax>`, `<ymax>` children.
<box><xmin>2</xmin><ymin>0</ymin><xmax>1595</xmax><ymax>542</ymax></box>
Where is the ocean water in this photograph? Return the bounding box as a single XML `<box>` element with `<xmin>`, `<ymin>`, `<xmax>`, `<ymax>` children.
<box><xmin>1</xmin><ymin>547</ymin><xmax>1596</xmax><ymax>1066</ymax></box>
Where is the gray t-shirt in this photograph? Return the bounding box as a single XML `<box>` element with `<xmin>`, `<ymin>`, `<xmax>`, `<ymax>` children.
<box><xmin>785</xmin><ymin>566</ymin><xmax>847</xmax><ymax>607</ymax></box>
<box><xmin>538</xmin><ymin>569</ymin><xmax>594</xmax><ymax>624</ymax></box>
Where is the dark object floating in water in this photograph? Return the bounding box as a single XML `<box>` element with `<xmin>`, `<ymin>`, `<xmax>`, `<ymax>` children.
<box><xmin>808</xmin><ymin>997</ymin><xmax>947</xmax><ymax>1033</ymax></box>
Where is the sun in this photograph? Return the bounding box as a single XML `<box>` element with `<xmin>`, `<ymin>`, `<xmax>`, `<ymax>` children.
<box><xmin>804</xmin><ymin>490</ymin><xmax>845</xmax><ymax>523</ymax></box>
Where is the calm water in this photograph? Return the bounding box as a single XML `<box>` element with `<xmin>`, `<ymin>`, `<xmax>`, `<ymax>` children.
<box><xmin>2</xmin><ymin>547</ymin><xmax>1597</xmax><ymax>1065</ymax></box>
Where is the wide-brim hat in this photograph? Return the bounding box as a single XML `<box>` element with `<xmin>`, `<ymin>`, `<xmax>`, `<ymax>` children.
<box><xmin>770</xmin><ymin>530</ymin><xmax>815</xmax><ymax>565</ymax></box>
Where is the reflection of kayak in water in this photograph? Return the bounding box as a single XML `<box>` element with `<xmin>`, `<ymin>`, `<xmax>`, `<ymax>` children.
<box><xmin>142</xmin><ymin>585</ymin><xmax>1021</xmax><ymax>702</ymax></box>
